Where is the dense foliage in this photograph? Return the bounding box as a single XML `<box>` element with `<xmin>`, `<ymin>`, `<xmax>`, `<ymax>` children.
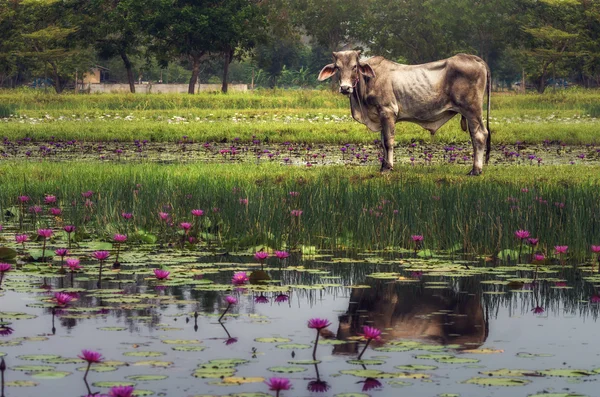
<box><xmin>1</xmin><ymin>0</ymin><xmax>599</xmax><ymax>93</ymax></box>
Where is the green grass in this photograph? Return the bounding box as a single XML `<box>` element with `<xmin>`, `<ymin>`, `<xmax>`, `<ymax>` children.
<box><xmin>1</xmin><ymin>162</ymin><xmax>598</xmax><ymax>258</ymax></box>
<box><xmin>2</xmin><ymin>89</ymin><xmax>600</xmax><ymax>145</ymax></box>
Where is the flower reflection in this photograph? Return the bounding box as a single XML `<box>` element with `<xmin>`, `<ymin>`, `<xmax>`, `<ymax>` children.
<box><xmin>307</xmin><ymin>379</ymin><xmax>330</xmax><ymax>393</ymax></box>
<box><xmin>360</xmin><ymin>378</ymin><xmax>382</xmax><ymax>392</ymax></box>
<box><xmin>532</xmin><ymin>306</ymin><xmax>544</xmax><ymax>314</ymax></box>
<box><xmin>0</xmin><ymin>326</ymin><xmax>14</xmax><ymax>336</ymax></box>
<box><xmin>255</xmin><ymin>294</ymin><xmax>269</xmax><ymax>304</ymax></box>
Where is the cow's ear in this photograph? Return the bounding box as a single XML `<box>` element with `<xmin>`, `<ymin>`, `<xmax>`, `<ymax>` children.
<box><xmin>359</xmin><ymin>63</ymin><xmax>376</xmax><ymax>79</ymax></box>
<box><xmin>318</xmin><ymin>63</ymin><xmax>336</xmax><ymax>81</ymax></box>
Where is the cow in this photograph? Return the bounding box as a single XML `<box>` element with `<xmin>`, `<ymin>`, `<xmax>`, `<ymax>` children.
<box><xmin>318</xmin><ymin>51</ymin><xmax>491</xmax><ymax>175</ymax></box>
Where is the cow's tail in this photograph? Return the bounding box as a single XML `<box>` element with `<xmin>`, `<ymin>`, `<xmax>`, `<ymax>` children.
<box><xmin>485</xmin><ymin>64</ymin><xmax>491</xmax><ymax>164</ymax></box>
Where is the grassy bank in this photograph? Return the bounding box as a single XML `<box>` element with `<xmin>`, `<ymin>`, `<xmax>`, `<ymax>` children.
<box><xmin>1</xmin><ymin>89</ymin><xmax>600</xmax><ymax>145</ymax></box>
<box><xmin>1</xmin><ymin>162</ymin><xmax>598</xmax><ymax>258</ymax></box>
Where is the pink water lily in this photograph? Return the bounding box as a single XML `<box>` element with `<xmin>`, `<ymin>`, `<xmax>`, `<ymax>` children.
<box><xmin>275</xmin><ymin>251</ymin><xmax>289</xmax><ymax>260</ymax></box>
<box><xmin>63</xmin><ymin>225</ymin><xmax>76</xmax><ymax>233</ymax></box>
<box><xmin>225</xmin><ymin>295</ymin><xmax>238</xmax><ymax>305</ymax></box>
<box><xmin>15</xmin><ymin>234</ymin><xmax>28</xmax><ymax>246</ymax></box>
<box><xmin>93</xmin><ymin>251</ymin><xmax>110</xmax><ymax>261</ymax></box>
<box><xmin>37</xmin><ymin>229</ymin><xmax>53</xmax><ymax>238</ymax></box>
<box><xmin>358</xmin><ymin>325</ymin><xmax>382</xmax><ymax>359</ymax></box>
<box><xmin>53</xmin><ymin>292</ymin><xmax>73</xmax><ymax>306</ymax></box>
<box><xmin>154</xmin><ymin>269</ymin><xmax>170</xmax><ymax>280</ymax></box>
<box><xmin>113</xmin><ymin>234</ymin><xmax>127</xmax><ymax>243</ymax></box>
<box><xmin>308</xmin><ymin>318</ymin><xmax>331</xmax><ymax>360</ymax></box>
<box><xmin>254</xmin><ymin>251</ymin><xmax>269</xmax><ymax>261</ymax></box>
<box><xmin>308</xmin><ymin>318</ymin><xmax>331</xmax><ymax>330</ymax></box>
<box><xmin>232</xmin><ymin>272</ymin><xmax>249</xmax><ymax>285</ymax></box>
<box><xmin>514</xmin><ymin>229</ymin><xmax>530</xmax><ymax>240</ymax></box>
<box><xmin>66</xmin><ymin>258</ymin><xmax>81</xmax><ymax>271</ymax></box>
<box><xmin>220</xmin><ymin>295</ymin><xmax>238</xmax><ymax>322</ymax></box>
<box><xmin>79</xmin><ymin>349</ymin><xmax>103</xmax><ymax>363</ymax></box>
<box><xmin>554</xmin><ymin>246</ymin><xmax>568</xmax><ymax>254</ymax></box>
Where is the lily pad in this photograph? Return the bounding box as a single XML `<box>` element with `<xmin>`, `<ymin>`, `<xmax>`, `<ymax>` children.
<box><xmin>126</xmin><ymin>375</ymin><xmax>169</xmax><ymax>381</ymax></box>
<box><xmin>268</xmin><ymin>366</ymin><xmax>307</xmax><ymax>373</ymax></box>
<box><xmin>30</xmin><ymin>371</ymin><xmax>72</xmax><ymax>379</ymax></box>
<box><xmin>463</xmin><ymin>377</ymin><xmax>530</xmax><ymax>386</ymax></box>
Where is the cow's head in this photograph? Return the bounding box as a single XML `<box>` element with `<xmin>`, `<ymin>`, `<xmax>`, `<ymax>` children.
<box><xmin>318</xmin><ymin>50</ymin><xmax>376</xmax><ymax>95</ymax></box>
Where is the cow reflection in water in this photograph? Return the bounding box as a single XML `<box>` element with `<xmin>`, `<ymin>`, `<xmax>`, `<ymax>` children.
<box><xmin>335</xmin><ymin>281</ymin><xmax>488</xmax><ymax>354</ymax></box>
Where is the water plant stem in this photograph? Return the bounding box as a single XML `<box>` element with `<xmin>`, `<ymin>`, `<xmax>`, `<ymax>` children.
<box><xmin>357</xmin><ymin>339</ymin><xmax>372</xmax><ymax>360</ymax></box>
<box><xmin>83</xmin><ymin>362</ymin><xmax>91</xmax><ymax>381</ymax></box>
<box><xmin>219</xmin><ymin>303</ymin><xmax>231</xmax><ymax>322</ymax></box>
<box><xmin>312</xmin><ymin>330</ymin><xmax>320</xmax><ymax>361</ymax></box>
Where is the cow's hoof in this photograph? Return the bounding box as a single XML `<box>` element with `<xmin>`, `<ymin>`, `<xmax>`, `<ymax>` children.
<box><xmin>467</xmin><ymin>168</ymin><xmax>482</xmax><ymax>176</ymax></box>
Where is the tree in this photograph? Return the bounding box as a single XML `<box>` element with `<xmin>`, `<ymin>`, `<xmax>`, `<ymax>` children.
<box><xmin>18</xmin><ymin>0</ymin><xmax>92</xmax><ymax>93</ymax></box>
<box><xmin>211</xmin><ymin>0</ymin><xmax>268</xmax><ymax>93</ymax></box>
<box><xmin>293</xmin><ymin>0</ymin><xmax>364</xmax><ymax>52</ymax></box>
<box><xmin>82</xmin><ymin>0</ymin><xmax>150</xmax><ymax>93</ymax></box>
<box><xmin>515</xmin><ymin>0</ymin><xmax>581</xmax><ymax>93</ymax></box>
<box><xmin>146</xmin><ymin>0</ymin><xmax>214</xmax><ymax>94</ymax></box>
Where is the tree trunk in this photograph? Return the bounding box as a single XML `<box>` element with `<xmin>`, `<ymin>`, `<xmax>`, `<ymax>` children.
<box><xmin>221</xmin><ymin>49</ymin><xmax>233</xmax><ymax>94</ymax></box>
<box><xmin>50</xmin><ymin>62</ymin><xmax>63</xmax><ymax>94</ymax></box>
<box><xmin>188</xmin><ymin>54</ymin><xmax>202</xmax><ymax>94</ymax></box>
<box><xmin>120</xmin><ymin>50</ymin><xmax>135</xmax><ymax>93</ymax></box>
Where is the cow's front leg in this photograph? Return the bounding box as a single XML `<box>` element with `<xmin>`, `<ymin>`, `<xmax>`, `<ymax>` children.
<box><xmin>379</xmin><ymin>111</ymin><xmax>396</xmax><ymax>172</ymax></box>
<box><xmin>467</xmin><ymin>117</ymin><xmax>488</xmax><ymax>176</ymax></box>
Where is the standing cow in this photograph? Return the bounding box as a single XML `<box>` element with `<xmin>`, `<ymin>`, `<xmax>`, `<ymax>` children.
<box><xmin>318</xmin><ymin>51</ymin><xmax>491</xmax><ymax>175</ymax></box>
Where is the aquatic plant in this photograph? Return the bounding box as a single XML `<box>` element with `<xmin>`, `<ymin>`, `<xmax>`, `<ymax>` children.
<box><xmin>63</xmin><ymin>225</ymin><xmax>75</xmax><ymax>248</ymax></box>
<box><xmin>232</xmin><ymin>272</ymin><xmax>249</xmax><ymax>286</ymax></box>
<box><xmin>308</xmin><ymin>318</ymin><xmax>331</xmax><ymax>360</ymax></box>
<box><xmin>78</xmin><ymin>349</ymin><xmax>103</xmax><ymax>381</ymax></box>
<box><xmin>15</xmin><ymin>233</ymin><xmax>28</xmax><ymax>250</ymax></box>
<box><xmin>515</xmin><ymin>229</ymin><xmax>530</xmax><ymax>260</ymax></box>
<box><xmin>55</xmin><ymin>248</ymin><xmax>69</xmax><ymax>267</ymax></box>
<box><xmin>219</xmin><ymin>295</ymin><xmax>237</xmax><ymax>322</ymax></box>
<box><xmin>358</xmin><ymin>326</ymin><xmax>382</xmax><ymax>360</ymax></box>
<box><xmin>93</xmin><ymin>251</ymin><xmax>110</xmax><ymax>287</ymax></box>
<box><xmin>53</xmin><ymin>292</ymin><xmax>73</xmax><ymax>307</ymax></box>
<box><xmin>113</xmin><ymin>234</ymin><xmax>127</xmax><ymax>264</ymax></box>
<box><xmin>37</xmin><ymin>228</ymin><xmax>53</xmax><ymax>261</ymax></box>
<box><xmin>154</xmin><ymin>269</ymin><xmax>170</xmax><ymax>280</ymax></box>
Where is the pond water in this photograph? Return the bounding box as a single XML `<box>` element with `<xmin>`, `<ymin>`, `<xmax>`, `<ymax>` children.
<box><xmin>2</xmin><ymin>139</ymin><xmax>599</xmax><ymax>167</ymax></box>
<box><xmin>1</xmin><ymin>250</ymin><xmax>599</xmax><ymax>397</ymax></box>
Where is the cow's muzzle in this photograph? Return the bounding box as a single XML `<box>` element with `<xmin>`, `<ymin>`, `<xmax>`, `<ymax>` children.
<box><xmin>339</xmin><ymin>85</ymin><xmax>353</xmax><ymax>95</ymax></box>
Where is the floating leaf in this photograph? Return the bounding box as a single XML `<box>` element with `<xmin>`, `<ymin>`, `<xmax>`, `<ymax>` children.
<box><xmin>126</xmin><ymin>375</ymin><xmax>168</xmax><ymax>381</ymax></box>
<box><xmin>254</xmin><ymin>337</ymin><xmax>291</xmax><ymax>343</ymax></box>
<box><xmin>123</xmin><ymin>351</ymin><xmax>165</xmax><ymax>357</ymax></box>
<box><xmin>539</xmin><ymin>369</ymin><xmax>593</xmax><ymax>377</ymax></box>
<box><xmin>276</xmin><ymin>343</ymin><xmax>311</xmax><ymax>350</ymax></box>
<box><xmin>30</xmin><ymin>371</ymin><xmax>71</xmax><ymax>379</ymax></box>
<box><xmin>6</xmin><ymin>380</ymin><xmax>39</xmax><ymax>387</ymax></box>
<box><xmin>268</xmin><ymin>366</ymin><xmax>307</xmax><ymax>373</ymax></box>
<box><xmin>463</xmin><ymin>377</ymin><xmax>530</xmax><ymax>386</ymax></box>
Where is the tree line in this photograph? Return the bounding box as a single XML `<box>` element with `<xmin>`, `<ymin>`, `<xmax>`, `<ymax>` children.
<box><xmin>1</xmin><ymin>0</ymin><xmax>599</xmax><ymax>94</ymax></box>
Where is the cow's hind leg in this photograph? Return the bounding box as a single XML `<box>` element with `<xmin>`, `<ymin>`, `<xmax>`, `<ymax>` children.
<box><xmin>466</xmin><ymin>115</ymin><xmax>488</xmax><ymax>176</ymax></box>
<box><xmin>379</xmin><ymin>110</ymin><xmax>396</xmax><ymax>173</ymax></box>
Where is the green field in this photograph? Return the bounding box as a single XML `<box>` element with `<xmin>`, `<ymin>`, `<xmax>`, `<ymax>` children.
<box><xmin>1</xmin><ymin>89</ymin><xmax>600</xmax><ymax>144</ymax></box>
